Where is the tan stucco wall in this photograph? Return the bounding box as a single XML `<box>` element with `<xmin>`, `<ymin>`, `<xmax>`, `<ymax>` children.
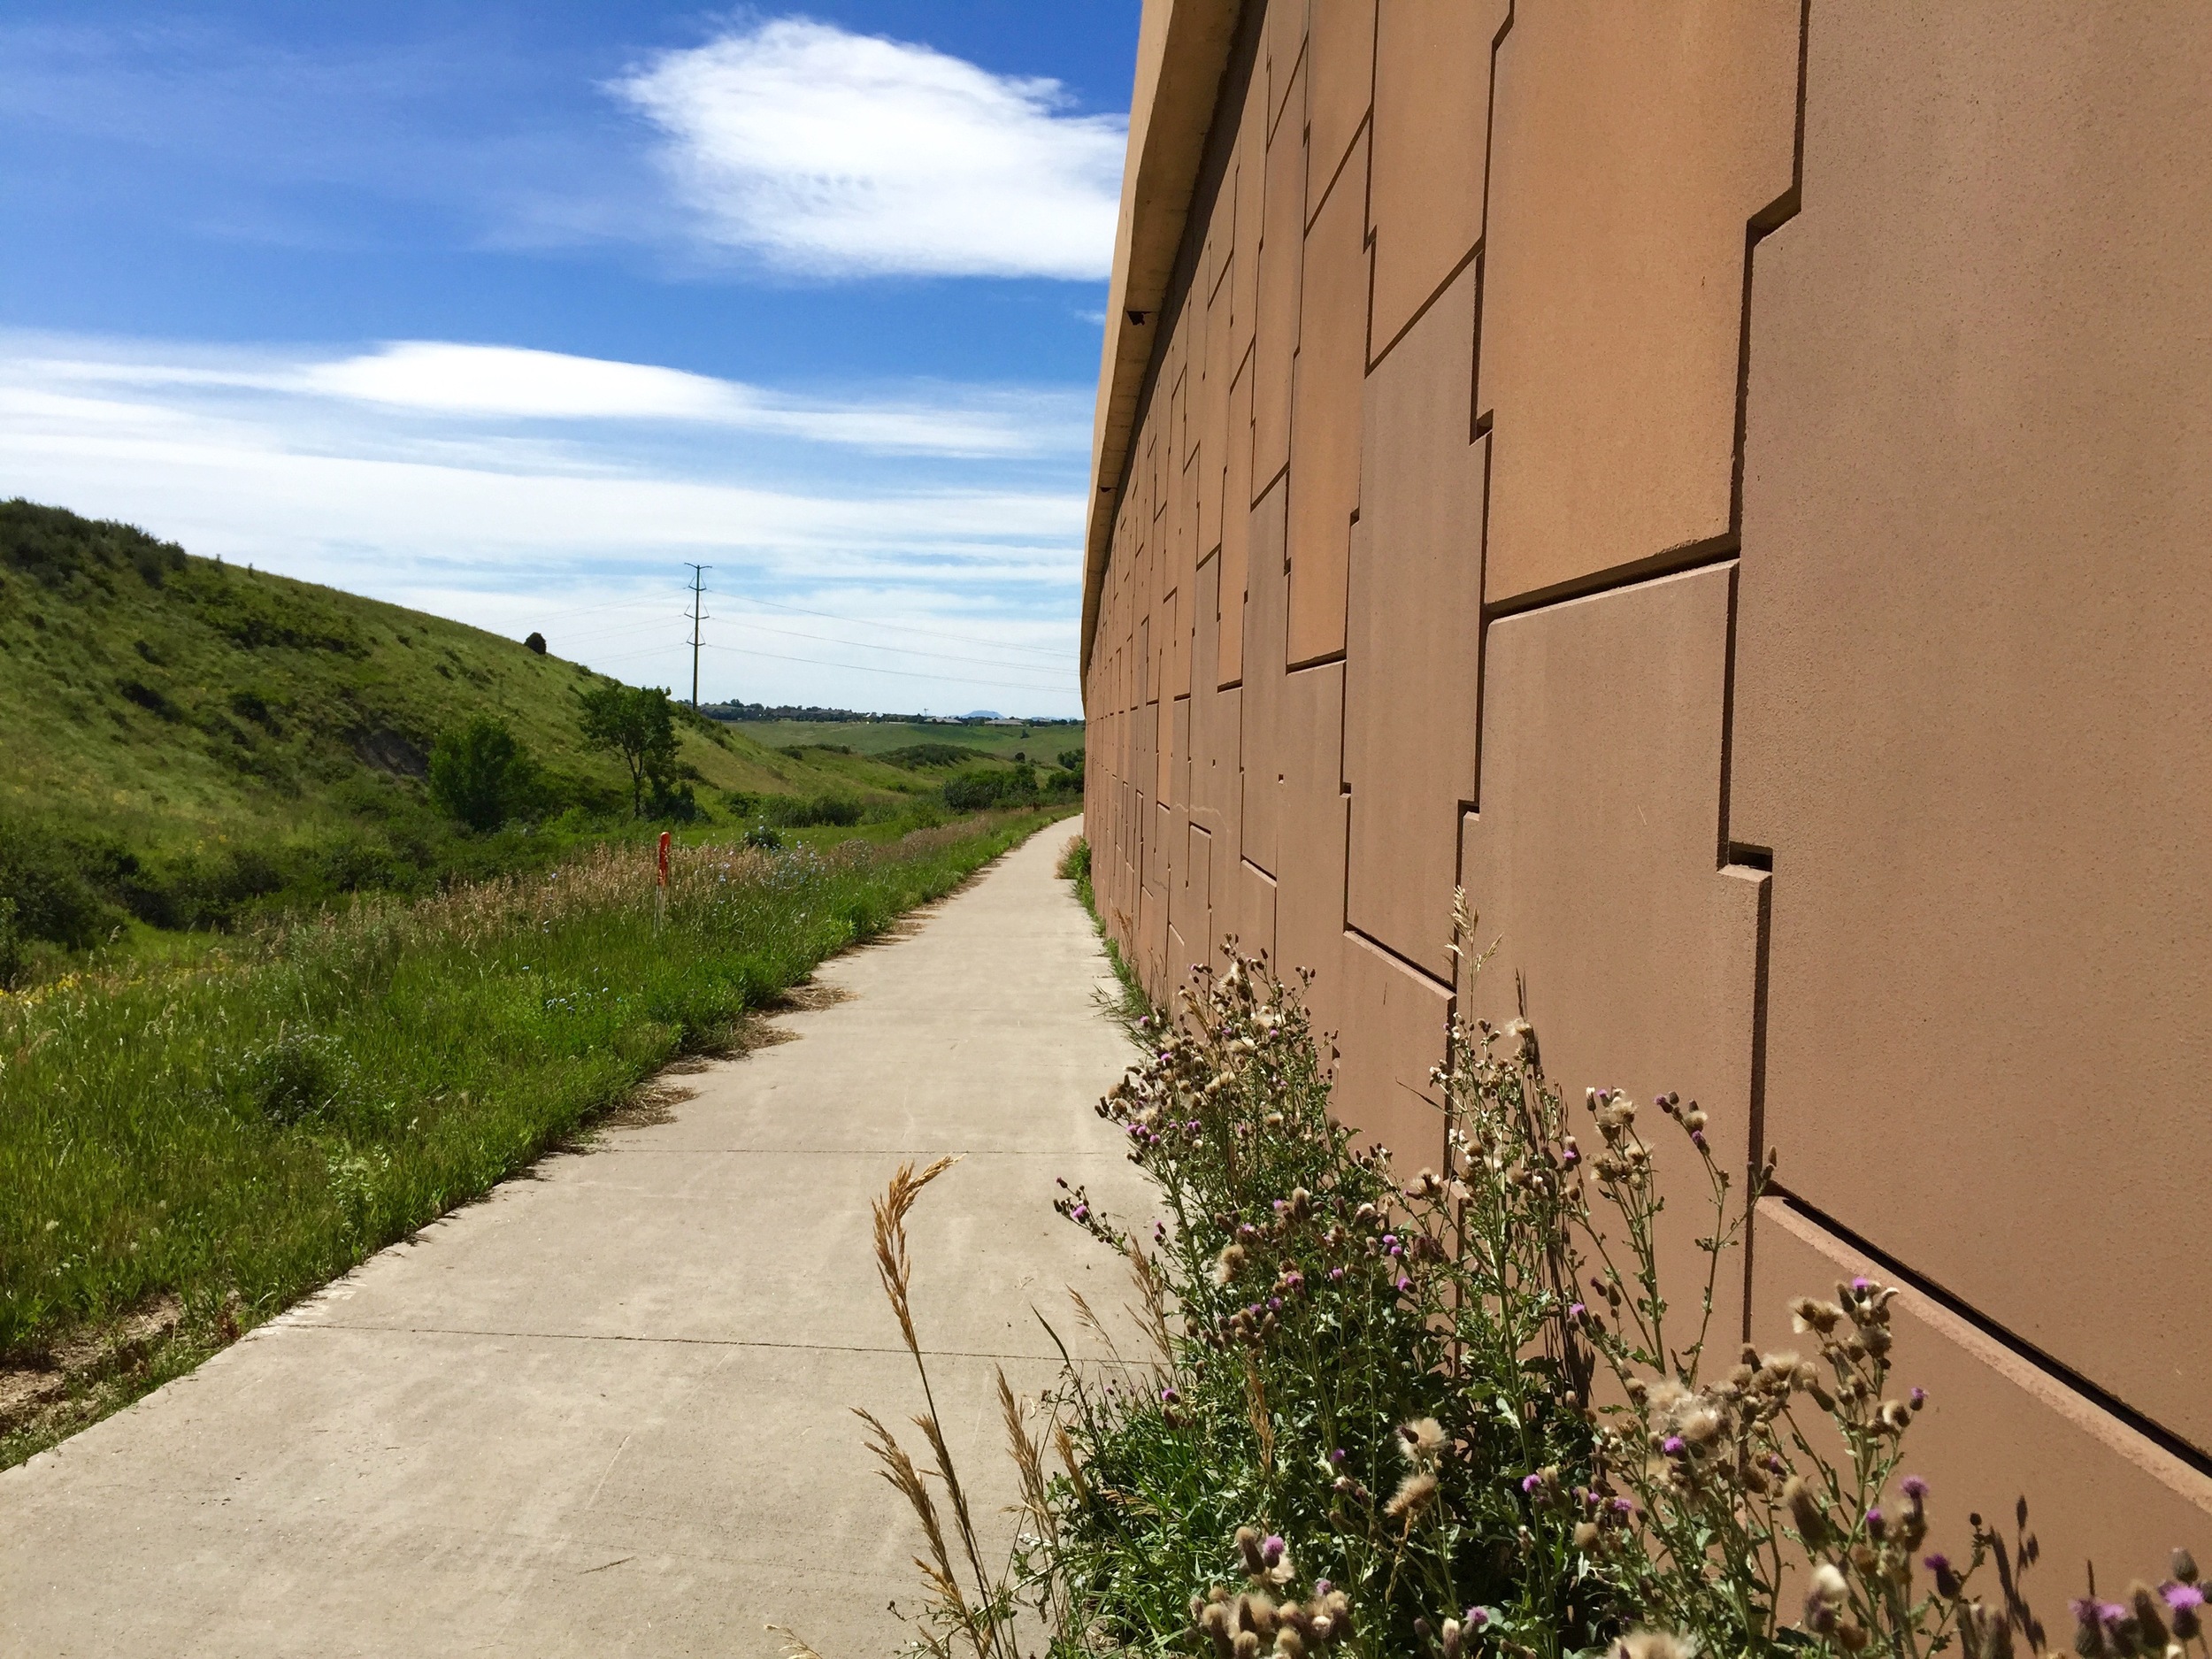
<box><xmin>1081</xmin><ymin>0</ymin><xmax>2212</xmax><ymax>1584</ymax></box>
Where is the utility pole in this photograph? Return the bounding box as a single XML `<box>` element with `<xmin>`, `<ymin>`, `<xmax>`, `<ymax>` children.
<box><xmin>683</xmin><ymin>564</ymin><xmax>710</xmax><ymax>710</ymax></box>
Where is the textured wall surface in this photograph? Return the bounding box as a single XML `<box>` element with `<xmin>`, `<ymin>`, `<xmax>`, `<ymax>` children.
<box><xmin>1081</xmin><ymin>0</ymin><xmax>2212</xmax><ymax>1578</ymax></box>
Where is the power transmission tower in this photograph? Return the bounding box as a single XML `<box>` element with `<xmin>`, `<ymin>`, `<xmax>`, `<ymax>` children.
<box><xmin>684</xmin><ymin>564</ymin><xmax>711</xmax><ymax>710</ymax></box>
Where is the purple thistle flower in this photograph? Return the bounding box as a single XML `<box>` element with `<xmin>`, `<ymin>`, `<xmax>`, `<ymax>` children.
<box><xmin>2167</xmin><ymin>1585</ymin><xmax>2207</xmax><ymax>1612</ymax></box>
<box><xmin>1328</xmin><ymin>1266</ymin><xmax>1346</xmax><ymax>1282</ymax></box>
<box><xmin>1521</xmin><ymin>1472</ymin><xmax>1544</xmax><ymax>1494</ymax></box>
<box><xmin>1071</xmin><ymin>1204</ymin><xmax>1089</xmax><ymax>1223</ymax></box>
<box><xmin>1267</xmin><ymin>1296</ymin><xmax>1282</xmax><ymax>1312</ymax></box>
<box><xmin>1161</xmin><ymin>1386</ymin><xmax>1179</xmax><ymax>1404</ymax></box>
<box><xmin>1330</xmin><ymin>1448</ymin><xmax>1347</xmax><ymax>1464</ymax></box>
<box><xmin>1611</xmin><ymin>1497</ymin><xmax>1635</xmax><ymax>1515</ymax></box>
<box><xmin>1662</xmin><ymin>1436</ymin><xmax>1686</xmax><ymax>1457</ymax></box>
<box><xmin>1924</xmin><ymin>1553</ymin><xmax>1950</xmax><ymax>1574</ymax></box>
<box><xmin>1314</xmin><ymin>1580</ymin><xmax>1333</xmax><ymax>1598</ymax></box>
<box><xmin>1395</xmin><ymin>1275</ymin><xmax>1414</xmax><ymax>1294</ymax></box>
<box><xmin>1851</xmin><ymin>1275</ymin><xmax>1875</xmax><ymax>1292</ymax></box>
<box><xmin>1262</xmin><ymin>1534</ymin><xmax>1286</xmax><ymax>1565</ymax></box>
<box><xmin>1568</xmin><ymin>1302</ymin><xmax>1587</xmax><ymax>1321</ymax></box>
<box><xmin>1910</xmin><ymin>1386</ymin><xmax>1928</xmax><ymax>1407</ymax></box>
<box><xmin>1468</xmin><ymin>1609</ymin><xmax>1489</xmax><ymax>1629</ymax></box>
<box><xmin>1901</xmin><ymin>1475</ymin><xmax>1928</xmax><ymax>1500</ymax></box>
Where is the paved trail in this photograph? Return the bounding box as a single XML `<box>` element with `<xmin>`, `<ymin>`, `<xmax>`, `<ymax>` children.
<box><xmin>1</xmin><ymin>819</ymin><xmax>1154</xmax><ymax>1657</ymax></box>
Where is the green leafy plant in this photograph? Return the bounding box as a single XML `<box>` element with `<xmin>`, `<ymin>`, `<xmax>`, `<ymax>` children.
<box><xmin>428</xmin><ymin>714</ymin><xmax>538</xmax><ymax>832</ymax></box>
<box><xmin>856</xmin><ymin>905</ymin><xmax>2200</xmax><ymax>1659</ymax></box>
<box><xmin>575</xmin><ymin>681</ymin><xmax>679</xmax><ymax>818</ymax></box>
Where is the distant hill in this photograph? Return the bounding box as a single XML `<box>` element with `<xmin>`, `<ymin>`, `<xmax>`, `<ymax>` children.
<box><xmin>0</xmin><ymin>500</ymin><xmax>935</xmax><ymax>951</ymax></box>
<box><xmin>734</xmin><ymin>717</ymin><xmax>1082</xmax><ymax>766</ymax></box>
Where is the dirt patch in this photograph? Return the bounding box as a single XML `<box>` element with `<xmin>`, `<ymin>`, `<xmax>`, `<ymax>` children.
<box><xmin>772</xmin><ymin>979</ymin><xmax>856</xmax><ymax>1012</ymax></box>
<box><xmin>0</xmin><ymin>1294</ymin><xmax>183</xmax><ymax>1440</ymax></box>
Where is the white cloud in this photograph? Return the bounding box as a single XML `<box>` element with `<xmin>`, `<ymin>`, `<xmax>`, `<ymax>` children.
<box><xmin>615</xmin><ymin>19</ymin><xmax>1125</xmax><ymax>280</ymax></box>
<box><xmin>0</xmin><ymin>332</ymin><xmax>1087</xmax><ymax>712</ymax></box>
<box><xmin>13</xmin><ymin>335</ymin><xmax>1089</xmax><ymax>458</ymax></box>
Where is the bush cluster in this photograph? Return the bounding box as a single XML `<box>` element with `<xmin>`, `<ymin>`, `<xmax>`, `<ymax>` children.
<box><xmin>943</xmin><ymin>759</ymin><xmax>1081</xmax><ymax>813</ymax></box>
<box><xmin>857</xmin><ymin>913</ymin><xmax>2201</xmax><ymax>1659</ymax></box>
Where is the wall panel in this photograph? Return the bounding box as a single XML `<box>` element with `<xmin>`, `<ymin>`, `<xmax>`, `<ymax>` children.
<box><xmin>1731</xmin><ymin>0</ymin><xmax>2212</xmax><ymax>1449</ymax></box>
<box><xmin>1368</xmin><ymin>0</ymin><xmax>1506</xmax><ymax>357</ymax></box>
<box><xmin>1478</xmin><ymin>1</ymin><xmax>1798</xmax><ymax>604</ymax></box>
<box><xmin>1343</xmin><ymin>262</ymin><xmax>1484</xmax><ymax>979</ymax></box>
<box><xmin>1286</xmin><ymin>127</ymin><xmax>1369</xmax><ymax>666</ymax></box>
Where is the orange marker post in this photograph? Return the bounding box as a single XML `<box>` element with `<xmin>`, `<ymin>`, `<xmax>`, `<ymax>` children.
<box><xmin>655</xmin><ymin>831</ymin><xmax>671</xmax><ymax>928</ymax></box>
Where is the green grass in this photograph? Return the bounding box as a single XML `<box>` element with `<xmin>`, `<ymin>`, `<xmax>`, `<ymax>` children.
<box><xmin>1056</xmin><ymin>833</ymin><xmax>1153</xmax><ymax>1033</ymax></box>
<box><xmin>733</xmin><ymin>716</ymin><xmax>1082</xmax><ymax>765</ymax></box>
<box><xmin>0</xmin><ymin>501</ymin><xmax>948</xmax><ymax>961</ymax></box>
<box><xmin>0</xmin><ymin>804</ymin><xmax>1072</xmax><ymax>1467</ymax></box>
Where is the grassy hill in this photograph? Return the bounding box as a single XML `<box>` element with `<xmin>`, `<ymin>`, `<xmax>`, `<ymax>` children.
<box><xmin>0</xmin><ymin>500</ymin><xmax>959</xmax><ymax>964</ymax></box>
<box><xmin>731</xmin><ymin>715</ymin><xmax>1083</xmax><ymax>765</ymax></box>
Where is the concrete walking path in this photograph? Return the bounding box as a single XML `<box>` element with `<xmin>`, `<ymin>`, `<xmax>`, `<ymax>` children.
<box><xmin>0</xmin><ymin>818</ymin><xmax>1155</xmax><ymax>1657</ymax></box>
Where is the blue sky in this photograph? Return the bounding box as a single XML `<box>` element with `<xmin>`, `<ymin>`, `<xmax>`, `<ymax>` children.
<box><xmin>0</xmin><ymin>3</ymin><xmax>1140</xmax><ymax>716</ymax></box>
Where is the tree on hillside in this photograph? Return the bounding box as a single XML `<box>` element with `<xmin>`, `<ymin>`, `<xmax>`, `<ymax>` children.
<box><xmin>429</xmin><ymin>715</ymin><xmax>538</xmax><ymax>832</ymax></box>
<box><xmin>575</xmin><ymin>682</ymin><xmax>678</xmax><ymax>818</ymax></box>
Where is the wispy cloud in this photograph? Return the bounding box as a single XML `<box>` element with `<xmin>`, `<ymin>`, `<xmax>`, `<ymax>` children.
<box><xmin>16</xmin><ymin>336</ymin><xmax>1090</xmax><ymax>457</ymax></box>
<box><xmin>615</xmin><ymin>19</ymin><xmax>1125</xmax><ymax>280</ymax></box>
<box><xmin>0</xmin><ymin>332</ymin><xmax>1087</xmax><ymax>710</ymax></box>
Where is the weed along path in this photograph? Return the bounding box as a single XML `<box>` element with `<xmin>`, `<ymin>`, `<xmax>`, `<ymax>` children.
<box><xmin>0</xmin><ymin>820</ymin><xmax>1155</xmax><ymax>1658</ymax></box>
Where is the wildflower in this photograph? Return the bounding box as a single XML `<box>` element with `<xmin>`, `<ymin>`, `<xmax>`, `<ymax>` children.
<box><xmin>1791</xmin><ymin>1296</ymin><xmax>1845</xmax><ymax>1335</ymax></box>
<box><xmin>2164</xmin><ymin>1580</ymin><xmax>2204</xmax><ymax>1641</ymax></box>
<box><xmin>1803</xmin><ymin>1562</ymin><xmax>1848</xmax><ymax>1633</ymax></box>
<box><xmin>1386</xmin><ymin>1471</ymin><xmax>1439</xmax><ymax>1520</ymax></box>
<box><xmin>1213</xmin><ymin>1243</ymin><xmax>1248</xmax><ymax>1286</ymax></box>
<box><xmin>1662</xmin><ymin>1436</ymin><xmax>1687</xmax><ymax>1458</ymax></box>
<box><xmin>1925</xmin><ymin>1553</ymin><xmax>1963</xmax><ymax>1598</ymax></box>
<box><xmin>1901</xmin><ymin>1475</ymin><xmax>1928</xmax><ymax>1499</ymax></box>
<box><xmin>1399</xmin><ymin>1418</ymin><xmax>1447</xmax><ymax>1463</ymax></box>
<box><xmin>1785</xmin><ymin>1476</ymin><xmax>1832</xmax><ymax>1547</ymax></box>
<box><xmin>2130</xmin><ymin>1583</ymin><xmax>2170</xmax><ymax>1650</ymax></box>
<box><xmin>1610</xmin><ymin>1632</ymin><xmax>1694</xmax><ymax>1659</ymax></box>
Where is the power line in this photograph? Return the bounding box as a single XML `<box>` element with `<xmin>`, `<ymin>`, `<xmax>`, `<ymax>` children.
<box><xmin>743</xmin><ymin>593</ymin><xmax>1071</xmax><ymax>661</ymax></box>
<box><xmin>503</xmin><ymin>582</ymin><xmax>1069</xmax><ymax>663</ymax></box>
<box><xmin>719</xmin><ymin>613</ymin><xmax>1071</xmax><ymax>676</ymax></box>
<box><xmin>696</xmin><ymin>640</ymin><xmax>1069</xmax><ymax>695</ymax></box>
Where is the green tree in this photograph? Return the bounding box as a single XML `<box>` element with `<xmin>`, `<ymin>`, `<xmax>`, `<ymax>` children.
<box><xmin>427</xmin><ymin>715</ymin><xmax>536</xmax><ymax>832</ymax></box>
<box><xmin>575</xmin><ymin>682</ymin><xmax>678</xmax><ymax>818</ymax></box>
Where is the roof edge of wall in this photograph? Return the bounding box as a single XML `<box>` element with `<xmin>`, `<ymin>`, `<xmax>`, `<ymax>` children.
<box><xmin>1079</xmin><ymin>0</ymin><xmax>1244</xmax><ymax>692</ymax></box>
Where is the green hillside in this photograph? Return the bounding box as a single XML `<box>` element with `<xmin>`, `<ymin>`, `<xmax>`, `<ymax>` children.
<box><xmin>733</xmin><ymin>715</ymin><xmax>1083</xmax><ymax>765</ymax></box>
<box><xmin>0</xmin><ymin>501</ymin><xmax>945</xmax><ymax>959</ymax></box>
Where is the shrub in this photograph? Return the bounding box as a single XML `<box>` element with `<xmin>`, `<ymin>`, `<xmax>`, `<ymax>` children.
<box><xmin>944</xmin><ymin>767</ymin><xmax>1041</xmax><ymax>812</ymax></box>
<box><xmin>0</xmin><ymin>818</ymin><xmax>115</xmax><ymax>952</ymax></box>
<box><xmin>856</xmin><ymin>917</ymin><xmax>2196</xmax><ymax>1659</ymax></box>
<box><xmin>524</xmin><ymin>631</ymin><xmax>547</xmax><ymax>655</ymax></box>
<box><xmin>0</xmin><ymin>897</ymin><xmax>20</xmax><ymax>990</ymax></box>
<box><xmin>428</xmin><ymin>715</ymin><xmax>538</xmax><ymax>833</ymax></box>
<box><xmin>754</xmin><ymin>792</ymin><xmax>865</xmax><ymax>829</ymax></box>
<box><xmin>240</xmin><ymin>1031</ymin><xmax>350</xmax><ymax>1128</ymax></box>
